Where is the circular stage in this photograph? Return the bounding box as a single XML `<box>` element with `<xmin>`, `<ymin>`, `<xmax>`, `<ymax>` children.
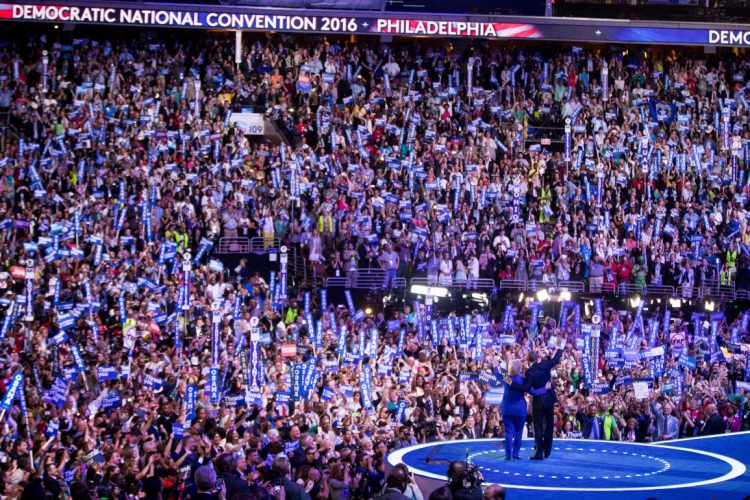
<box><xmin>387</xmin><ymin>438</ymin><xmax>746</xmax><ymax>494</ymax></box>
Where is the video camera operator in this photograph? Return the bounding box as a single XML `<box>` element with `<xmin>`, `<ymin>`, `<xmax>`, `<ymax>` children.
<box><xmin>447</xmin><ymin>461</ymin><xmax>483</xmax><ymax>500</ymax></box>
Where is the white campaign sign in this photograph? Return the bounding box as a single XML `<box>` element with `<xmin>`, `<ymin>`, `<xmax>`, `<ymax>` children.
<box><xmin>232</xmin><ymin>113</ymin><xmax>265</xmax><ymax>135</ymax></box>
<box><xmin>633</xmin><ymin>381</ymin><xmax>651</xmax><ymax>400</ymax></box>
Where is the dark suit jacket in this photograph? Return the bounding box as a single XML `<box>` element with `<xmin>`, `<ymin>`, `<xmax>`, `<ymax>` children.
<box><xmin>459</xmin><ymin>424</ymin><xmax>482</xmax><ymax>440</ymax></box>
<box><xmin>290</xmin><ymin>445</ymin><xmax>307</xmax><ymax>470</ymax></box>
<box><xmin>416</xmin><ymin>394</ymin><xmax>438</xmax><ymax>418</ymax></box>
<box><xmin>517</xmin><ymin>349</ymin><xmax>563</xmax><ymax>409</ymax></box>
<box><xmin>576</xmin><ymin>411</ymin><xmax>604</xmax><ymax>440</ymax></box>
<box><xmin>281</xmin><ymin>478</ymin><xmax>312</xmax><ymax>500</ymax></box>
<box><xmin>701</xmin><ymin>413</ymin><xmax>725</xmax><ymax>436</ymax></box>
<box><xmin>220</xmin><ymin>471</ymin><xmax>250</xmax><ymax>500</ymax></box>
<box><xmin>373</xmin><ymin>489</ymin><xmax>410</xmax><ymax>500</ymax></box>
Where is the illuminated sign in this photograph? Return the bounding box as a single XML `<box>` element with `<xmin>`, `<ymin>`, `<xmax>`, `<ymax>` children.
<box><xmin>0</xmin><ymin>2</ymin><xmax>748</xmax><ymax>47</ymax></box>
<box><xmin>373</xmin><ymin>19</ymin><xmax>539</xmax><ymax>38</ymax></box>
<box><xmin>0</xmin><ymin>3</ymin><xmax>541</xmax><ymax>39</ymax></box>
<box><xmin>708</xmin><ymin>30</ymin><xmax>750</xmax><ymax>46</ymax></box>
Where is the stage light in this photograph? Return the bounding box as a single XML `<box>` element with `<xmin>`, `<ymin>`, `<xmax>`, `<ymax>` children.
<box><xmin>365</xmin><ymin>307</ymin><xmax>373</xmax><ymax>315</ymax></box>
<box><xmin>536</xmin><ymin>289</ymin><xmax>549</xmax><ymax>302</ymax></box>
<box><xmin>669</xmin><ymin>298</ymin><xmax>681</xmax><ymax>308</ymax></box>
<box><xmin>518</xmin><ymin>293</ymin><xmax>525</xmax><ymax>303</ymax></box>
<box><xmin>410</xmin><ymin>284</ymin><xmax>449</xmax><ymax>298</ymax></box>
<box><xmin>630</xmin><ymin>296</ymin><xmax>641</xmax><ymax>308</ymax></box>
<box><xmin>560</xmin><ymin>290</ymin><xmax>572</xmax><ymax>302</ymax></box>
<box><xmin>704</xmin><ymin>300</ymin><xmax>715</xmax><ymax>312</ymax></box>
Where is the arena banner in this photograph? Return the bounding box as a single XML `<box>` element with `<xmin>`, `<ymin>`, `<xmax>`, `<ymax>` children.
<box><xmin>0</xmin><ymin>2</ymin><xmax>748</xmax><ymax>46</ymax></box>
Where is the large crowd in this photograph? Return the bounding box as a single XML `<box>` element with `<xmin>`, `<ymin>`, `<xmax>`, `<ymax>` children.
<box><xmin>0</xmin><ymin>28</ymin><xmax>749</xmax><ymax>500</ymax></box>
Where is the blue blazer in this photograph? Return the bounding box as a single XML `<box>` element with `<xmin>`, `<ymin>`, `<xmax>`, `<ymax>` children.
<box><xmin>502</xmin><ymin>374</ymin><xmax>529</xmax><ymax>417</ymax></box>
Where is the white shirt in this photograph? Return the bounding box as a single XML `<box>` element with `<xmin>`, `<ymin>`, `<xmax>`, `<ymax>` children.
<box><xmin>383</xmin><ymin>61</ymin><xmax>400</xmax><ymax>77</ymax></box>
<box><xmin>207</xmin><ymin>282</ymin><xmax>226</xmax><ymax>300</ymax></box>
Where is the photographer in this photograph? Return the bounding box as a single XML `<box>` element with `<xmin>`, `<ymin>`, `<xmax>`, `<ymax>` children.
<box><xmin>372</xmin><ymin>465</ymin><xmax>410</xmax><ymax>500</ymax></box>
<box><xmin>381</xmin><ymin>464</ymin><xmax>424</xmax><ymax>500</ymax></box>
<box><xmin>352</xmin><ymin>451</ymin><xmax>384</xmax><ymax>499</ymax></box>
<box><xmin>446</xmin><ymin>461</ymin><xmax>482</xmax><ymax>500</ymax></box>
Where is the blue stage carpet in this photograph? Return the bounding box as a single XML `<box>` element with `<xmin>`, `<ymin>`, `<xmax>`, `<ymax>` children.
<box><xmin>388</xmin><ymin>432</ymin><xmax>750</xmax><ymax>500</ymax></box>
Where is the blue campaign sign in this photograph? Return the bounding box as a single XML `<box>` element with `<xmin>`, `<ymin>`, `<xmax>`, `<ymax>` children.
<box><xmin>49</xmin><ymin>378</ymin><xmax>67</xmax><ymax>408</ymax></box>
<box><xmin>604</xmin><ymin>349</ymin><xmax>622</xmax><ymax>360</ymax></box>
<box><xmin>209</xmin><ymin>368</ymin><xmax>220</xmax><ymax>403</ymax></box>
<box><xmin>63</xmin><ymin>367</ymin><xmax>78</xmax><ymax>382</ymax></box>
<box><xmin>0</xmin><ymin>372</ymin><xmax>23</xmax><ymax>410</ymax></box>
<box><xmin>340</xmin><ymin>384</ymin><xmax>354</xmax><ymax>397</ymax></box>
<box><xmin>377</xmin><ymin>364</ymin><xmax>392</xmax><ymax>376</ymax></box>
<box><xmin>321</xmin><ymin>387</ymin><xmax>335</xmax><ymax>400</ymax></box>
<box><xmin>276</xmin><ymin>391</ymin><xmax>291</xmax><ymax>404</ymax></box>
<box><xmin>186</xmin><ymin>385</ymin><xmax>196</xmax><ymax>419</ymax></box>
<box><xmin>591</xmin><ymin>382</ymin><xmax>611</xmax><ymax>395</ymax></box>
<box><xmin>143</xmin><ymin>374</ymin><xmax>163</xmax><ymax>390</ymax></box>
<box><xmin>101</xmin><ymin>393</ymin><xmax>122</xmax><ymax>409</ymax></box>
<box><xmin>97</xmin><ymin>366</ymin><xmax>118</xmax><ymax>382</ymax></box>
<box><xmin>678</xmin><ymin>352</ymin><xmax>697</xmax><ymax>370</ymax></box>
<box><xmin>478</xmin><ymin>371</ymin><xmax>501</xmax><ymax>387</ymax></box>
<box><xmin>615</xmin><ymin>375</ymin><xmax>633</xmax><ymax>388</ymax></box>
<box><xmin>223</xmin><ymin>393</ymin><xmax>246</xmax><ymax>408</ymax></box>
<box><xmin>172</xmin><ymin>424</ymin><xmax>184</xmax><ymax>439</ymax></box>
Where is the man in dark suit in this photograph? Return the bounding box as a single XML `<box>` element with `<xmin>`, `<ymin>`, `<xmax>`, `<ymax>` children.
<box><xmin>701</xmin><ymin>404</ymin><xmax>725</xmax><ymax>436</ymax></box>
<box><xmin>372</xmin><ymin>466</ymin><xmax>410</xmax><ymax>500</ymax></box>
<box><xmin>192</xmin><ymin>465</ymin><xmax>220</xmax><ymax>500</ymax></box>
<box><xmin>416</xmin><ymin>387</ymin><xmax>438</xmax><ymax>419</ymax></box>
<box><xmin>513</xmin><ymin>339</ymin><xmax>563</xmax><ymax>460</ymax></box>
<box><xmin>459</xmin><ymin>415</ymin><xmax>482</xmax><ymax>440</ymax></box>
<box><xmin>272</xmin><ymin>456</ymin><xmax>312</xmax><ymax>500</ymax></box>
<box><xmin>576</xmin><ymin>403</ymin><xmax>605</xmax><ymax>440</ymax></box>
<box><xmin>215</xmin><ymin>453</ymin><xmax>250</xmax><ymax>500</ymax></box>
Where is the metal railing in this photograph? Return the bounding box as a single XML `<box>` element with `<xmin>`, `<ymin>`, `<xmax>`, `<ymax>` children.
<box><xmin>701</xmin><ymin>280</ymin><xmax>735</xmax><ymax>301</ymax></box>
<box><xmin>217</xmin><ymin>237</ymin><xmax>250</xmax><ymax>254</ymax></box>
<box><xmin>526</xmin><ymin>280</ymin><xmax>548</xmax><ymax>292</ymax></box>
<box><xmin>469</xmin><ymin>278</ymin><xmax>497</xmax><ymax>291</ymax></box>
<box><xmin>497</xmin><ymin>279</ymin><xmax>527</xmax><ymax>292</ymax></box>
<box><xmin>644</xmin><ymin>285</ymin><xmax>675</xmax><ymax>297</ymax></box>
<box><xmin>249</xmin><ymin>237</ymin><xmax>281</xmax><ymax>254</ymax></box>
<box><xmin>230</xmin><ymin>257</ymin><xmax>748</xmax><ymax>302</ymax></box>
<box><xmin>676</xmin><ymin>284</ymin><xmax>700</xmax><ymax>299</ymax></box>
<box><xmin>617</xmin><ymin>283</ymin><xmax>644</xmax><ymax>296</ymax></box>
<box><xmin>324</xmin><ymin>277</ymin><xmax>351</xmax><ymax>288</ymax></box>
<box><xmin>392</xmin><ymin>277</ymin><xmax>408</xmax><ymax>288</ymax></box>
<box><xmin>289</xmin><ymin>248</ymin><xmax>322</xmax><ymax>289</ymax></box>
<box><xmin>558</xmin><ymin>280</ymin><xmax>585</xmax><ymax>293</ymax></box>
<box><xmin>352</xmin><ymin>269</ymin><xmax>389</xmax><ymax>289</ymax></box>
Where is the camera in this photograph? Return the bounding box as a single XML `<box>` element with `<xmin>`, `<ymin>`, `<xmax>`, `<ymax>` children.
<box><xmin>447</xmin><ymin>461</ymin><xmax>484</xmax><ymax>493</ymax></box>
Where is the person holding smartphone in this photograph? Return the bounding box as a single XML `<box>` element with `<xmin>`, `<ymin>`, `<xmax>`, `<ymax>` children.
<box><xmin>271</xmin><ymin>455</ymin><xmax>311</xmax><ymax>500</ymax></box>
<box><xmin>184</xmin><ymin>465</ymin><xmax>221</xmax><ymax>500</ymax></box>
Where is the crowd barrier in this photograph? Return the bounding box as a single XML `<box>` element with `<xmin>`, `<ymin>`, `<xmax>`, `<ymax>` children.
<box><xmin>216</xmin><ymin>241</ymin><xmax>744</xmax><ymax>301</ymax></box>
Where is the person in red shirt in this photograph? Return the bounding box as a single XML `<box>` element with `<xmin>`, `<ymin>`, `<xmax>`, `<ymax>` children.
<box><xmin>616</xmin><ymin>255</ymin><xmax>633</xmax><ymax>283</ymax></box>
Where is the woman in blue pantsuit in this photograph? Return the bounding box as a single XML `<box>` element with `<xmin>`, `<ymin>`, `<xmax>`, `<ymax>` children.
<box><xmin>501</xmin><ymin>360</ymin><xmax>546</xmax><ymax>460</ymax></box>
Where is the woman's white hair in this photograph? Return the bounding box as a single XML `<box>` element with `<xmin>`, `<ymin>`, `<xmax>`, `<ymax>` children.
<box><xmin>508</xmin><ymin>359</ymin><xmax>522</xmax><ymax>376</ymax></box>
